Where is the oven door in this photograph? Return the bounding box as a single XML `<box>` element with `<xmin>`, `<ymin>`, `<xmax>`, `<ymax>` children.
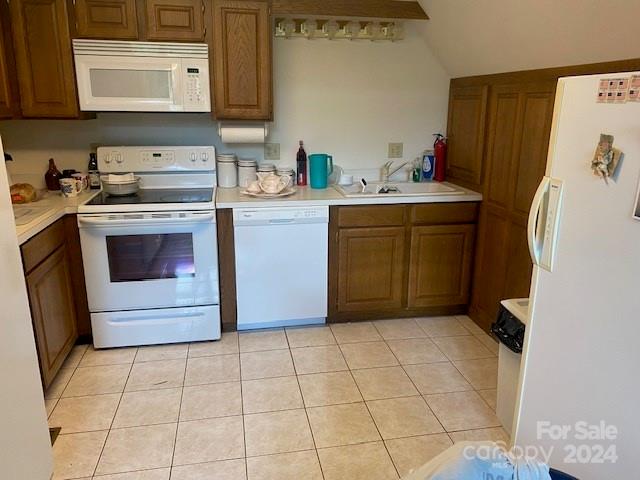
<box><xmin>74</xmin><ymin>55</ymin><xmax>184</xmax><ymax>112</ymax></box>
<box><xmin>78</xmin><ymin>211</ymin><xmax>218</xmax><ymax>312</ymax></box>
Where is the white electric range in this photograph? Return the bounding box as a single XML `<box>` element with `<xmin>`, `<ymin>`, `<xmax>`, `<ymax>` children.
<box><xmin>78</xmin><ymin>146</ymin><xmax>220</xmax><ymax>348</ymax></box>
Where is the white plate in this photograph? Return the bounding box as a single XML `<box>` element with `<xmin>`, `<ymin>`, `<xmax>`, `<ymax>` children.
<box><xmin>240</xmin><ymin>187</ymin><xmax>297</xmax><ymax>198</ymax></box>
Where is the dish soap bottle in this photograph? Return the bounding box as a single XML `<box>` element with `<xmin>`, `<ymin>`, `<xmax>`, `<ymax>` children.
<box><xmin>296</xmin><ymin>141</ymin><xmax>307</xmax><ymax>186</ymax></box>
<box><xmin>44</xmin><ymin>158</ymin><xmax>62</xmax><ymax>191</ymax></box>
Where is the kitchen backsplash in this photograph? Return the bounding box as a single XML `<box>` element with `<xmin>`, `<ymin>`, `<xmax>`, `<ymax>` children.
<box><xmin>0</xmin><ymin>22</ymin><xmax>449</xmax><ymax>187</ymax></box>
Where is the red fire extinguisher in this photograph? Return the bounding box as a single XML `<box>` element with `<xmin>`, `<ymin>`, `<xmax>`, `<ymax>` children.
<box><xmin>433</xmin><ymin>134</ymin><xmax>447</xmax><ymax>182</ymax></box>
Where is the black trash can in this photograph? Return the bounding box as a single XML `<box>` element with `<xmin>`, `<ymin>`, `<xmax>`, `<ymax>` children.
<box><xmin>491</xmin><ymin>300</ymin><xmax>527</xmax><ymax>353</ymax></box>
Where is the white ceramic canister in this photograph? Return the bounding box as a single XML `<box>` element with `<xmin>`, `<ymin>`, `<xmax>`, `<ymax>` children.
<box><xmin>238</xmin><ymin>159</ymin><xmax>257</xmax><ymax>188</ymax></box>
<box><xmin>217</xmin><ymin>153</ymin><xmax>238</xmax><ymax>188</ymax></box>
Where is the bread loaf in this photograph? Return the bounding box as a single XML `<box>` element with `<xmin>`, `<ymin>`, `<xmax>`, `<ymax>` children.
<box><xmin>10</xmin><ymin>183</ymin><xmax>37</xmax><ymax>204</ymax></box>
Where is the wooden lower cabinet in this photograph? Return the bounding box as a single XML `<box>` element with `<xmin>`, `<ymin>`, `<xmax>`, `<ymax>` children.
<box><xmin>336</xmin><ymin>227</ymin><xmax>406</xmax><ymax>313</ymax></box>
<box><xmin>21</xmin><ymin>216</ymin><xmax>90</xmax><ymax>388</ymax></box>
<box><xmin>408</xmin><ymin>224</ymin><xmax>475</xmax><ymax>308</ymax></box>
<box><xmin>329</xmin><ymin>203</ymin><xmax>478</xmax><ymax>322</ymax></box>
<box><xmin>26</xmin><ymin>245</ymin><xmax>78</xmax><ymax>388</ymax></box>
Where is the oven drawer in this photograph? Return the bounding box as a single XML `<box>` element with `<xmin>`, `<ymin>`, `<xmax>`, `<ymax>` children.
<box><xmin>91</xmin><ymin>305</ymin><xmax>220</xmax><ymax>348</ymax></box>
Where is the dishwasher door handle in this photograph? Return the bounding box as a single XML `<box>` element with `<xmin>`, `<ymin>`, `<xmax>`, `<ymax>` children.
<box><xmin>268</xmin><ymin>218</ymin><xmax>296</xmax><ymax>225</ymax></box>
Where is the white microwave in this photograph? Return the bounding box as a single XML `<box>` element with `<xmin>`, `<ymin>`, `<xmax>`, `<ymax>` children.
<box><xmin>72</xmin><ymin>40</ymin><xmax>211</xmax><ymax>112</ymax></box>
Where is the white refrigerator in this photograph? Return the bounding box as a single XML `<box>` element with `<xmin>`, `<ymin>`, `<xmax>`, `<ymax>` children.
<box><xmin>514</xmin><ymin>73</ymin><xmax>640</xmax><ymax>478</ymax></box>
<box><xmin>0</xmin><ymin>136</ymin><xmax>53</xmax><ymax>479</ymax></box>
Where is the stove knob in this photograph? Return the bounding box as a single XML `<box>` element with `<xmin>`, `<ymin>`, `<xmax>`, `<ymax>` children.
<box><xmin>190</xmin><ymin>152</ymin><xmax>197</xmax><ymax>162</ymax></box>
<box><xmin>115</xmin><ymin>154</ymin><xmax>124</xmax><ymax>164</ymax></box>
<box><xmin>104</xmin><ymin>154</ymin><xmax>111</xmax><ymax>164</ymax></box>
<box><xmin>201</xmin><ymin>152</ymin><xmax>208</xmax><ymax>162</ymax></box>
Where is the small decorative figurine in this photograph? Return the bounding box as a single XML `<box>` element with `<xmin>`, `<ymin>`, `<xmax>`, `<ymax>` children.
<box><xmin>592</xmin><ymin>134</ymin><xmax>622</xmax><ymax>184</ymax></box>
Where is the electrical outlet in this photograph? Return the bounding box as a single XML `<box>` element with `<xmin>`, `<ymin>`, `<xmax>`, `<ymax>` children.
<box><xmin>388</xmin><ymin>142</ymin><xmax>403</xmax><ymax>159</ymax></box>
<box><xmin>264</xmin><ymin>143</ymin><xmax>280</xmax><ymax>160</ymax></box>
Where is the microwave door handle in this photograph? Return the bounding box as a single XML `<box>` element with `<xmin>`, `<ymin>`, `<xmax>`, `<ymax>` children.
<box><xmin>528</xmin><ymin>176</ymin><xmax>550</xmax><ymax>266</ymax></box>
<box><xmin>78</xmin><ymin>212</ymin><xmax>215</xmax><ymax>227</ymax></box>
<box><xmin>171</xmin><ymin>63</ymin><xmax>182</xmax><ymax>110</ymax></box>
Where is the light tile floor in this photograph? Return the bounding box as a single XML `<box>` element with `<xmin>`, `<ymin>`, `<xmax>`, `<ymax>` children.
<box><xmin>46</xmin><ymin>315</ymin><xmax>508</xmax><ymax>480</ymax></box>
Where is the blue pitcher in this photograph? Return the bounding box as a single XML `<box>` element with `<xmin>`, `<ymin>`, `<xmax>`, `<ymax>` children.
<box><xmin>309</xmin><ymin>153</ymin><xmax>333</xmax><ymax>189</ymax></box>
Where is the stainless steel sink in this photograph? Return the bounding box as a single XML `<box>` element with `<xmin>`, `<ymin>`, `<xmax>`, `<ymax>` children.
<box><xmin>334</xmin><ymin>182</ymin><xmax>464</xmax><ymax>198</ymax></box>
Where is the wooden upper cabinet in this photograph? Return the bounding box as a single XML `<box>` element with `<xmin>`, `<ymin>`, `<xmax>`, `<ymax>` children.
<box><xmin>145</xmin><ymin>0</ymin><xmax>206</xmax><ymax>41</ymax></box>
<box><xmin>0</xmin><ymin>46</ymin><xmax>12</xmax><ymax>118</ymax></box>
<box><xmin>408</xmin><ymin>224</ymin><xmax>475</xmax><ymax>308</ymax></box>
<box><xmin>73</xmin><ymin>0</ymin><xmax>139</xmax><ymax>39</ymax></box>
<box><xmin>0</xmin><ymin>1</ymin><xmax>19</xmax><ymax>118</ymax></box>
<box><xmin>9</xmin><ymin>0</ymin><xmax>80</xmax><ymax>117</ymax></box>
<box><xmin>511</xmin><ymin>87</ymin><xmax>555</xmax><ymax>215</ymax></box>
<box><xmin>26</xmin><ymin>245</ymin><xmax>78</xmax><ymax>388</ymax></box>
<box><xmin>446</xmin><ymin>85</ymin><xmax>489</xmax><ymax>190</ymax></box>
<box><xmin>212</xmin><ymin>0</ymin><xmax>272</xmax><ymax>120</ymax></box>
<box><xmin>336</xmin><ymin>227</ymin><xmax>406</xmax><ymax>313</ymax></box>
<box><xmin>484</xmin><ymin>86</ymin><xmax>520</xmax><ymax>210</ymax></box>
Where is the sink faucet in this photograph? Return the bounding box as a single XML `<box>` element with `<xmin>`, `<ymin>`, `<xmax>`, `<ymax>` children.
<box><xmin>381</xmin><ymin>160</ymin><xmax>409</xmax><ymax>183</ymax></box>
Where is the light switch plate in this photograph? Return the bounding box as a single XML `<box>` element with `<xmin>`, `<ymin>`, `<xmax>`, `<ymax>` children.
<box><xmin>388</xmin><ymin>142</ymin><xmax>403</xmax><ymax>158</ymax></box>
<box><xmin>264</xmin><ymin>143</ymin><xmax>281</xmax><ymax>160</ymax></box>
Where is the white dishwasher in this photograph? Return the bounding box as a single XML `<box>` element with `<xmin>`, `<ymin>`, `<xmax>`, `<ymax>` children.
<box><xmin>233</xmin><ymin>206</ymin><xmax>329</xmax><ymax>330</ymax></box>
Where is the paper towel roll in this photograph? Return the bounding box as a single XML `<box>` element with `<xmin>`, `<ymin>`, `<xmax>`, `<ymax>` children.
<box><xmin>219</xmin><ymin>125</ymin><xmax>268</xmax><ymax>144</ymax></box>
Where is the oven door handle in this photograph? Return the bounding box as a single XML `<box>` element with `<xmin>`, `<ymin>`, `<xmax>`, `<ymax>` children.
<box><xmin>78</xmin><ymin>212</ymin><xmax>216</xmax><ymax>227</ymax></box>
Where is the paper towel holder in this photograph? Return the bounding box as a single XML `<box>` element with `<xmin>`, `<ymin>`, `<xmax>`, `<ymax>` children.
<box><xmin>217</xmin><ymin>122</ymin><xmax>270</xmax><ymax>141</ymax></box>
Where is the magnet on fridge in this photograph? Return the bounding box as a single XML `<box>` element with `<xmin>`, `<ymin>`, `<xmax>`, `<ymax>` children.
<box><xmin>591</xmin><ymin>134</ymin><xmax>623</xmax><ymax>184</ymax></box>
<box><xmin>633</xmin><ymin>176</ymin><xmax>640</xmax><ymax>221</ymax></box>
<box><xmin>629</xmin><ymin>75</ymin><xmax>640</xmax><ymax>102</ymax></box>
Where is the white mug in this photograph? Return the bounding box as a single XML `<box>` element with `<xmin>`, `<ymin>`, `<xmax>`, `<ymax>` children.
<box><xmin>59</xmin><ymin>178</ymin><xmax>82</xmax><ymax>198</ymax></box>
<box><xmin>72</xmin><ymin>172</ymin><xmax>89</xmax><ymax>191</ymax></box>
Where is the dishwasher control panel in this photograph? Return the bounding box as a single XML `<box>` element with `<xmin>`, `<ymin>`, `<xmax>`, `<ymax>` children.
<box><xmin>233</xmin><ymin>206</ymin><xmax>329</xmax><ymax>225</ymax></box>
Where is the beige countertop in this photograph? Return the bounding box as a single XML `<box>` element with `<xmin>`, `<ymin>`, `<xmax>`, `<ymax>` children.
<box><xmin>15</xmin><ymin>190</ymin><xmax>101</xmax><ymax>245</ymax></box>
<box><xmin>215</xmin><ymin>182</ymin><xmax>482</xmax><ymax>209</ymax></box>
<box><xmin>14</xmin><ymin>182</ymin><xmax>482</xmax><ymax>245</ymax></box>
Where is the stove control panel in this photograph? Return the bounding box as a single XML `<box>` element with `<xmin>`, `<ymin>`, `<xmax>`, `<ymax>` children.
<box><xmin>97</xmin><ymin>146</ymin><xmax>216</xmax><ymax>173</ymax></box>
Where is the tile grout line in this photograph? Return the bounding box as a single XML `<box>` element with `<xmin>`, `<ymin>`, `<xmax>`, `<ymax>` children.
<box><xmin>338</xmin><ymin>322</ymin><xmax>401</xmax><ymax>479</ymax></box>
<box><xmin>236</xmin><ymin>335</ymin><xmax>249</xmax><ymax>480</ymax></box>
<box><xmin>386</xmin><ymin>320</ymin><xmax>501</xmax><ymax>438</ymax></box>
<box><xmin>90</xmin><ymin>353</ymin><xmax>136</xmax><ymax>478</ymax></box>
<box><xmin>169</xmin><ymin>351</ymin><xmax>189</xmax><ymax>478</ymax></box>
<box><xmin>372</xmin><ymin>320</ymin><xmax>448</xmax><ymax>477</ymax></box>
<box><xmin>51</xmin><ymin>344</ymin><xmax>87</xmax><ymax>401</ymax></box>
<box><xmin>285</xmin><ymin>329</ymin><xmax>328</xmax><ymax>480</ymax></box>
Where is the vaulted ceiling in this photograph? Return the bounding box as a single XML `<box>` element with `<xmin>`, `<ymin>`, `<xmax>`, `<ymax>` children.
<box><xmin>417</xmin><ymin>0</ymin><xmax>640</xmax><ymax>78</ymax></box>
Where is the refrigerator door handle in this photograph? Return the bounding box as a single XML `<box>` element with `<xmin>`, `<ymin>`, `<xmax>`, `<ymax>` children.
<box><xmin>528</xmin><ymin>176</ymin><xmax>550</xmax><ymax>265</ymax></box>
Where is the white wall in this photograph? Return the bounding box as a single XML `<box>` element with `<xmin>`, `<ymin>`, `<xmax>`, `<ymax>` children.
<box><xmin>0</xmin><ymin>21</ymin><xmax>450</xmax><ymax>186</ymax></box>
<box><xmin>419</xmin><ymin>0</ymin><xmax>640</xmax><ymax>78</ymax></box>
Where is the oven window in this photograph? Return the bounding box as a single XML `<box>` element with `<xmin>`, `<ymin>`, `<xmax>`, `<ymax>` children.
<box><xmin>106</xmin><ymin>233</ymin><xmax>195</xmax><ymax>282</ymax></box>
<box><xmin>89</xmin><ymin>68</ymin><xmax>171</xmax><ymax>99</ymax></box>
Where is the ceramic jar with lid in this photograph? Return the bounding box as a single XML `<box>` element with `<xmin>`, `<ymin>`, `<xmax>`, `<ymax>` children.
<box><xmin>257</xmin><ymin>163</ymin><xmax>276</xmax><ymax>175</ymax></box>
<box><xmin>217</xmin><ymin>153</ymin><xmax>237</xmax><ymax>188</ymax></box>
<box><xmin>238</xmin><ymin>159</ymin><xmax>257</xmax><ymax>188</ymax></box>
<box><xmin>276</xmin><ymin>167</ymin><xmax>295</xmax><ymax>187</ymax></box>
